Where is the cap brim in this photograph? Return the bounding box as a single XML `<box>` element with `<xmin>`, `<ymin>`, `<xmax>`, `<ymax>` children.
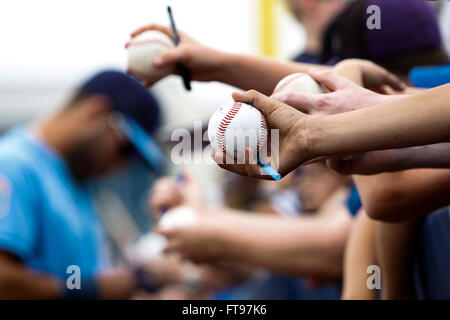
<box><xmin>120</xmin><ymin>115</ymin><xmax>166</xmax><ymax>173</ymax></box>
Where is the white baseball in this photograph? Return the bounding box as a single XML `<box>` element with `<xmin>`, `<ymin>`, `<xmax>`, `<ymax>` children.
<box><xmin>158</xmin><ymin>206</ymin><xmax>199</xmax><ymax>231</ymax></box>
<box><xmin>128</xmin><ymin>232</ymin><xmax>168</xmax><ymax>263</ymax></box>
<box><xmin>273</xmin><ymin>73</ymin><xmax>325</xmax><ymax>95</ymax></box>
<box><xmin>127</xmin><ymin>30</ymin><xmax>175</xmax><ymax>81</ymax></box>
<box><xmin>208</xmin><ymin>101</ymin><xmax>267</xmax><ymax>161</ymax></box>
<box><xmin>127</xmin><ymin>206</ymin><xmax>199</xmax><ymax>262</ymax></box>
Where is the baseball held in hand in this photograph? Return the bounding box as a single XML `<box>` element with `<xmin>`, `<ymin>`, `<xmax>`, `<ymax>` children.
<box><xmin>158</xmin><ymin>206</ymin><xmax>199</xmax><ymax>231</ymax></box>
<box><xmin>274</xmin><ymin>73</ymin><xmax>325</xmax><ymax>94</ymax></box>
<box><xmin>128</xmin><ymin>206</ymin><xmax>199</xmax><ymax>262</ymax></box>
<box><xmin>127</xmin><ymin>30</ymin><xmax>175</xmax><ymax>81</ymax></box>
<box><xmin>128</xmin><ymin>232</ymin><xmax>168</xmax><ymax>263</ymax></box>
<box><xmin>208</xmin><ymin>101</ymin><xmax>268</xmax><ymax>162</ymax></box>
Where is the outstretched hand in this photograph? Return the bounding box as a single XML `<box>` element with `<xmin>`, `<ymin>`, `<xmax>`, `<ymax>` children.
<box><xmin>212</xmin><ymin>90</ymin><xmax>315</xmax><ymax>180</ymax></box>
<box><xmin>335</xmin><ymin>59</ymin><xmax>406</xmax><ymax>93</ymax></box>
<box><xmin>272</xmin><ymin>69</ymin><xmax>405</xmax><ymax>116</ymax></box>
<box><xmin>155</xmin><ymin>215</ymin><xmax>220</xmax><ymax>263</ymax></box>
<box><xmin>149</xmin><ymin>171</ymin><xmax>205</xmax><ymax>220</ymax></box>
<box><xmin>126</xmin><ymin>24</ymin><xmax>227</xmax><ymax>87</ymax></box>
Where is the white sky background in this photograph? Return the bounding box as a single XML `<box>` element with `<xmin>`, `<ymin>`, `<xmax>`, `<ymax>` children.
<box><xmin>0</xmin><ymin>0</ymin><xmax>304</xmax><ymax>129</ymax></box>
<box><xmin>0</xmin><ymin>0</ymin><xmax>256</xmax><ymax>80</ymax></box>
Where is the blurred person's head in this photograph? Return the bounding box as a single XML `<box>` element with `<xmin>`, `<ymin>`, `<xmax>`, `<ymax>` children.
<box><xmin>223</xmin><ymin>173</ymin><xmax>261</xmax><ymax>210</ymax></box>
<box><xmin>321</xmin><ymin>0</ymin><xmax>449</xmax><ymax>79</ymax></box>
<box><xmin>295</xmin><ymin>163</ymin><xmax>351</xmax><ymax>212</ymax></box>
<box><xmin>223</xmin><ymin>171</ymin><xmax>298</xmax><ymax>212</ymax></box>
<box><xmin>285</xmin><ymin>0</ymin><xmax>347</xmax><ymax>54</ymax></box>
<box><xmin>39</xmin><ymin>70</ymin><xmax>162</xmax><ymax>182</ymax></box>
<box><xmin>243</xmin><ymin>164</ymin><xmax>351</xmax><ymax>214</ymax></box>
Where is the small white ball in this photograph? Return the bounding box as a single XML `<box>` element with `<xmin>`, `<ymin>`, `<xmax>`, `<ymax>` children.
<box><xmin>158</xmin><ymin>206</ymin><xmax>199</xmax><ymax>231</ymax></box>
<box><xmin>127</xmin><ymin>30</ymin><xmax>175</xmax><ymax>81</ymax></box>
<box><xmin>208</xmin><ymin>102</ymin><xmax>267</xmax><ymax>161</ymax></box>
<box><xmin>273</xmin><ymin>73</ymin><xmax>325</xmax><ymax>95</ymax></box>
<box><xmin>128</xmin><ymin>232</ymin><xmax>168</xmax><ymax>263</ymax></box>
<box><xmin>128</xmin><ymin>206</ymin><xmax>199</xmax><ymax>262</ymax></box>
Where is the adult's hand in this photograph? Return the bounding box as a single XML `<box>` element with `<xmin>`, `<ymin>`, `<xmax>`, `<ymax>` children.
<box><xmin>272</xmin><ymin>69</ymin><xmax>405</xmax><ymax>116</ymax></box>
<box><xmin>212</xmin><ymin>90</ymin><xmax>314</xmax><ymax>179</ymax></box>
<box><xmin>333</xmin><ymin>59</ymin><xmax>406</xmax><ymax>93</ymax></box>
<box><xmin>149</xmin><ymin>171</ymin><xmax>205</xmax><ymax>219</ymax></box>
<box><xmin>271</xmin><ymin>69</ymin><xmax>409</xmax><ymax>175</ymax></box>
<box><xmin>156</xmin><ymin>215</ymin><xmax>221</xmax><ymax>263</ymax></box>
<box><xmin>126</xmin><ymin>24</ymin><xmax>228</xmax><ymax>87</ymax></box>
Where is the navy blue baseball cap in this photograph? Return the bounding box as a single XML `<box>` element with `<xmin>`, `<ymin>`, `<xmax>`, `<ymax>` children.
<box><xmin>81</xmin><ymin>70</ymin><xmax>166</xmax><ymax>172</ymax></box>
<box><xmin>321</xmin><ymin>0</ymin><xmax>444</xmax><ymax>70</ymax></box>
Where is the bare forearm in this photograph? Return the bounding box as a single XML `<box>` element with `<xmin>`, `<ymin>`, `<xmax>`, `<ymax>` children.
<box><xmin>211</xmin><ymin>210</ymin><xmax>350</xmax><ymax>278</ymax></box>
<box><xmin>390</xmin><ymin>144</ymin><xmax>450</xmax><ymax>170</ymax></box>
<box><xmin>334</xmin><ymin>64</ymin><xmax>450</xmax><ymax>222</ymax></box>
<box><xmin>220</xmin><ymin>53</ymin><xmax>328</xmax><ymax>95</ymax></box>
<box><xmin>308</xmin><ymin>84</ymin><xmax>450</xmax><ymax>157</ymax></box>
<box><xmin>354</xmin><ymin>169</ymin><xmax>450</xmax><ymax>222</ymax></box>
<box><xmin>342</xmin><ymin>210</ymin><xmax>377</xmax><ymax>300</ymax></box>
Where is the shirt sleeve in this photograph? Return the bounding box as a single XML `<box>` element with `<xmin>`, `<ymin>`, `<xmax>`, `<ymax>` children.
<box><xmin>0</xmin><ymin>157</ymin><xmax>39</xmax><ymax>260</ymax></box>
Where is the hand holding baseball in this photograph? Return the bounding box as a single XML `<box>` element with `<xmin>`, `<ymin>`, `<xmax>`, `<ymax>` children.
<box><xmin>149</xmin><ymin>177</ymin><xmax>184</xmax><ymax>220</ymax></box>
<box><xmin>156</xmin><ymin>214</ymin><xmax>221</xmax><ymax>263</ymax></box>
<box><xmin>272</xmin><ymin>69</ymin><xmax>404</xmax><ymax>116</ymax></box>
<box><xmin>269</xmin><ymin>66</ymin><xmax>409</xmax><ymax>175</ymax></box>
<box><xmin>126</xmin><ymin>30</ymin><xmax>175</xmax><ymax>84</ymax></box>
<box><xmin>212</xmin><ymin>90</ymin><xmax>314</xmax><ymax>179</ymax></box>
<box><xmin>127</xmin><ymin>24</ymin><xmax>227</xmax><ymax>87</ymax></box>
<box><xmin>149</xmin><ymin>172</ymin><xmax>205</xmax><ymax>220</ymax></box>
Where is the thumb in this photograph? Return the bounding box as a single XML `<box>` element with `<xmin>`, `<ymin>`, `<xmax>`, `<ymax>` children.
<box><xmin>153</xmin><ymin>47</ymin><xmax>186</xmax><ymax>67</ymax></box>
<box><xmin>271</xmin><ymin>91</ymin><xmax>319</xmax><ymax>114</ymax></box>
<box><xmin>309</xmin><ymin>69</ymin><xmax>352</xmax><ymax>91</ymax></box>
<box><xmin>232</xmin><ymin>90</ymin><xmax>284</xmax><ymax>118</ymax></box>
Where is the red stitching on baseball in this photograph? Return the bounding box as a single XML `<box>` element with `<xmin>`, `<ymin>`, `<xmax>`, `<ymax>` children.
<box><xmin>273</xmin><ymin>73</ymin><xmax>306</xmax><ymax>94</ymax></box>
<box><xmin>129</xmin><ymin>38</ymin><xmax>173</xmax><ymax>50</ymax></box>
<box><xmin>258</xmin><ymin>114</ymin><xmax>267</xmax><ymax>152</ymax></box>
<box><xmin>216</xmin><ymin>102</ymin><xmax>242</xmax><ymax>155</ymax></box>
<box><xmin>215</xmin><ymin>102</ymin><xmax>267</xmax><ymax>158</ymax></box>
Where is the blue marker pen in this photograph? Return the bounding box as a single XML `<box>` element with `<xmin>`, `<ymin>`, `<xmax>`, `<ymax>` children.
<box><xmin>256</xmin><ymin>158</ymin><xmax>281</xmax><ymax>181</ymax></box>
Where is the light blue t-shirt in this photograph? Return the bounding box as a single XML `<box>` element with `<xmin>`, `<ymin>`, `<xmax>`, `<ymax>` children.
<box><xmin>0</xmin><ymin>127</ymin><xmax>110</xmax><ymax>280</ymax></box>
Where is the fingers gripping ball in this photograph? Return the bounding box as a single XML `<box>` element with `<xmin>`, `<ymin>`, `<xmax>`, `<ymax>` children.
<box><xmin>127</xmin><ymin>30</ymin><xmax>175</xmax><ymax>81</ymax></box>
<box><xmin>208</xmin><ymin>102</ymin><xmax>268</xmax><ymax>162</ymax></box>
<box><xmin>273</xmin><ymin>73</ymin><xmax>326</xmax><ymax>95</ymax></box>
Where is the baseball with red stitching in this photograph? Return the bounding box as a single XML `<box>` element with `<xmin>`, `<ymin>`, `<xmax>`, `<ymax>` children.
<box><xmin>208</xmin><ymin>101</ymin><xmax>268</xmax><ymax>162</ymax></box>
<box><xmin>127</xmin><ymin>30</ymin><xmax>175</xmax><ymax>81</ymax></box>
<box><xmin>273</xmin><ymin>73</ymin><xmax>325</xmax><ymax>95</ymax></box>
